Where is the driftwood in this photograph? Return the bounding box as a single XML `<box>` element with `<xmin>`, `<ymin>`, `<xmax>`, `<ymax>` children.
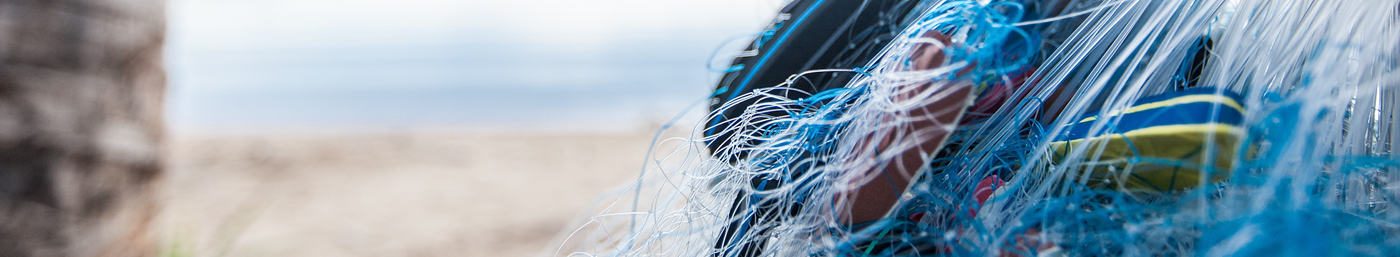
<box><xmin>0</xmin><ymin>0</ymin><xmax>165</xmax><ymax>256</ymax></box>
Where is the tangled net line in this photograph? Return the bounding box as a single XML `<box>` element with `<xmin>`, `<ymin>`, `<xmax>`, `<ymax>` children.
<box><xmin>552</xmin><ymin>0</ymin><xmax>1400</xmax><ymax>256</ymax></box>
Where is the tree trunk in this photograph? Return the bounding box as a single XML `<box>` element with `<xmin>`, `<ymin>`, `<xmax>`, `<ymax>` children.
<box><xmin>0</xmin><ymin>0</ymin><xmax>166</xmax><ymax>256</ymax></box>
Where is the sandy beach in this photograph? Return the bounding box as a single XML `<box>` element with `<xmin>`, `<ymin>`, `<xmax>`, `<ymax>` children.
<box><xmin>159</xmin><ymin>127</ymin><xmax>694</xmax><ymax>256</ymax></box>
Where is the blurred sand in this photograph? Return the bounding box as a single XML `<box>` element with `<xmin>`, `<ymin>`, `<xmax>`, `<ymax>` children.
<box><xmin>159</xmin><ymin>127</ymin><xmax>691</xmax><ymax>256</ymax></box>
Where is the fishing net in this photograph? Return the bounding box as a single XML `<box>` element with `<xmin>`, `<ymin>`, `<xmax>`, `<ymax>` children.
<box><xmin>552</xmin><ymin>0</ymin><xmax>1400</xmax><ymax>256</ymax></box>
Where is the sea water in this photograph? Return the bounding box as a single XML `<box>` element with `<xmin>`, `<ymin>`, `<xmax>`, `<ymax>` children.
<box><xmin>165</xmin><ymin>0</ymin><xmax>780</xmax><ymax>131</ymax></box>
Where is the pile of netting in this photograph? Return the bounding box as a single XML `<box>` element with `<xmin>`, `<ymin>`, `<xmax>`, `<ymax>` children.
<box><xmin>550</xmin><ymin>0</ymin><xmax>1400</xmax><ymax>256</ymax></box>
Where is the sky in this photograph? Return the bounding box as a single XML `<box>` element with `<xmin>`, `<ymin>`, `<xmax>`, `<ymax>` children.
<box><xmin>166</xmin><ymin>0</ymin><xmax>786</xmax><ymax>131</ymax></box>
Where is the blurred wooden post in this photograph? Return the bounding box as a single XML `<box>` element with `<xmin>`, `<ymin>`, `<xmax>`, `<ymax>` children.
<box><xmin>0</xmin><ymin>0</ymin><xmax>166</xmax><ymax>256</ymax></box>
